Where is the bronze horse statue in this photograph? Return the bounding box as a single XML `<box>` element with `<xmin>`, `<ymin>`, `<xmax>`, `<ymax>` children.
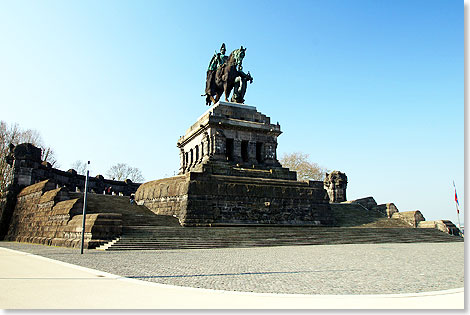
<box><xmin>205</xmin><ymin>46</ymin><xmax>248</xmax><ymax>105</ymax></box>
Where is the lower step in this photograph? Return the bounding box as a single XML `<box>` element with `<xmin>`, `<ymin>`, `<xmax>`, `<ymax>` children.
<box><xmin>98</xmin><ymin>227</ymin><xmax>462</xmax><ymax>251</ymax></box>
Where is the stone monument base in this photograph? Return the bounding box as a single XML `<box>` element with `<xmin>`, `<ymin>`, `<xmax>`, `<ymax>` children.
<box><xmin>135</xmin><ymin>101</ymin><xmax>334</xmax><ymax>226</ymax></box>
<box><xmin>135</xmin><ymin>171</ymin><xmax>334</xmax><ymax>226</ymax></box>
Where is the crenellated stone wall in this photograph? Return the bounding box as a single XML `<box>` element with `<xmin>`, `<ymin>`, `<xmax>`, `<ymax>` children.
<box><xmin>5</xmin><ymin>180</ymin><xmax>122</xmax><ymax>248</ymax></box>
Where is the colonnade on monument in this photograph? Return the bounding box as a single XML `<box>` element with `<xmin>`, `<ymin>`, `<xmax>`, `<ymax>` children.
<box><xmin>177</xmin><ymin>101</ymin><xmax>287</xmax><ymax>178</ymax></box>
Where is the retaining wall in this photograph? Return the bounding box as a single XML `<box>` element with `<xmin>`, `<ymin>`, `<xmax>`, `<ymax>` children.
<box><xmin>5</xmin><ymin>180</ymin><xmax>122</xmax><ymax>248</ymax></box>
<box><xmin>136</xmin><ymin>172</ymin><xmax>334</xmax><ymax>226</ymax></box>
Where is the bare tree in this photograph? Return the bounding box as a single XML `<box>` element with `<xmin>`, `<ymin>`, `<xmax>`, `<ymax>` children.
<box><xmin>280</xmin><ymin>152</ymin><xmax>328</xmax><ymax>181</ymax></box>
<box><xmin>0</xmin><ymin>120</ymin><xmax>58</xmax><ymax>194</ymax></box>
<box><xmin>106</xmin><ymin>163</ymin><xmax>145</xmax><ymax>182</ymax></box>
<box><xmin>70</xmin><ymin>160</ymin><xmax>88</xmax><ymax>175</ymax></box>
<box><xmin>0</xmin><ymin>122</ymin><xmax>19</xmax><ymax>195</ymax></box>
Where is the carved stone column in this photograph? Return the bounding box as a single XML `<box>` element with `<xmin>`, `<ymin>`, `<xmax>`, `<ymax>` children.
<box><xmin>264</xmin><ymin>142</ymin><xmax>276</xmax><ymax>165</ymax></box>
<box><xmin>233</xmin><ymin>139</ymin><xmax>242</xmax><ymax>163</ymax></box>
<box><xmin>179</xmin><ymin>148</ymin><xmax>185</xmax><ymax>174</ymax></box>
<box><xmin>248</xmin><ymin>141</ymin><xmax>257</xmax><ymax>164</ymax></box>
<box><xmin>201</xmin><ymin>132</ymin><xmax>210</xmax><ymax>163</ymax></box>
<box><xmin>213</xmin><ymin>130</ymin><xmax>226</xmax><ymax>161</ymax></box>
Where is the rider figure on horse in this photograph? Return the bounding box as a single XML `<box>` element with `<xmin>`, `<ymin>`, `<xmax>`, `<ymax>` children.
<box><xmin>204</xmin><ymin>43</ymin><xmax>253</xmax><ymax>106</ymax></box>
<box><xmin>205</xmin><ymin>43</ymin><xmax>228</xmax><ymax>105</ymax></box>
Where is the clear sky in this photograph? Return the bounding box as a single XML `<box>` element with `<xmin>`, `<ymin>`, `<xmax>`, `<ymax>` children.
<box><xmin>0</xmin><ymin>0</ymin><xmax>463</xmax><ymax>222</ymax></box>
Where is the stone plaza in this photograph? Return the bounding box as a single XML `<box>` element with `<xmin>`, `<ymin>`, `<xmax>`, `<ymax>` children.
<box><xmin>0</xmin><ymin>241</ymin><xmax>464</xmax><ymax>296</ymax></box>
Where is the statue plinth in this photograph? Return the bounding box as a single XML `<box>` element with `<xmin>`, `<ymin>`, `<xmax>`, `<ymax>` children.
<box><xmin>176</xmin><ymin>101</ymin><xmax>293</xmax><ymax>179</ymax></box>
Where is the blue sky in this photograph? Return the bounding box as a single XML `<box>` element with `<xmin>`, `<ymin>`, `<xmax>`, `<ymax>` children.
<box><xmin>0</xmin><ymin>0</ymin><xmax>463</xmax><ymax>222</ymax></box>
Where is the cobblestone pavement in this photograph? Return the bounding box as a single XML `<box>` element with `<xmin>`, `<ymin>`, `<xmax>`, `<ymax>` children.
<box><xmin>0</xmin><ymin>241</ymin><xmax>464</xmax><ymax>295</ymax></box>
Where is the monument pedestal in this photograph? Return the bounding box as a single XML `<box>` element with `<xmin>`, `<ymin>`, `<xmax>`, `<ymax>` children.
<box><xmin>135</xmin><ymin>101</ymin><xmax>334</xmax><ymax>226</ymax></box>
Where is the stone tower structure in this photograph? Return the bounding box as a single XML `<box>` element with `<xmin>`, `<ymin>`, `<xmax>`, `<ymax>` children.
<box><xmin>135</xmin><ymin>101</ymin><xmax>334</xmax><ymax>226</ymax></box>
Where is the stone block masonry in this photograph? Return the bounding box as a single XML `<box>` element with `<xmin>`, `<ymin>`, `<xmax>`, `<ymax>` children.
<box><xmin>135</xmin><ymin>175</ymin><xmax>189</xmax><ymax>218</ymax></box>
<box><xmin>136</xmin><ymin>172</ymin><xmax>333</xmax><ymax>226</ymax></box>
<box><xmin>5</xmin><ymin>180</ymin><xmax>122</xmax><ymax>248</ymax></box>
<box><xmin>418</xmin><ymin>220</ymin><xmax>461</xmax><ymax>236</ymax></box>
<box><xmin>391</xmin><ymin>210</ymin><xmax>425</xmax><ymax>227</ymax></box>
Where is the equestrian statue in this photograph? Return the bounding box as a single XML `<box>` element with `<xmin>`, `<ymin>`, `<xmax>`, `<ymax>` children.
<box><xmin>203</xmin><ymin>43</ymin><xmax>253</xmax><ymax>106</ymax></box>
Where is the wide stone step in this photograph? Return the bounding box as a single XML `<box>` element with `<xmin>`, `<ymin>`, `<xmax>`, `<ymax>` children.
<box><xmin>116</xmin><ymin>235</ymin><xmax>453</xmax><ymax>241</ymax></box>
<box><xmin>118</xmin><ymin>234</ymin><xmax>457</xmax><ymax>241</ymax></box>
<box><xmin>119</xmin><ymin>229</ymin><xmax>456</xmax><ymax>237</ymax></box>
<box><xmin>97</xmin><ymin>225</ymin><xmax>462</xmax><ymax>251</ymax></box>
<box><xmin>115</xmin><ymin>236</ymin><xmax>455</xmax><ymax>243</ymax></box>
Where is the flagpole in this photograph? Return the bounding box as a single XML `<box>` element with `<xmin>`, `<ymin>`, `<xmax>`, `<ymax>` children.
<box><xmin>453</xmin><ymin>181</ymin><xmax>462</xmax><ymax>235</ymax></box>
<box><xmin>455</xmin><ymin>199</ymin><xmax>461</xmax><ymax>232</ymax></box>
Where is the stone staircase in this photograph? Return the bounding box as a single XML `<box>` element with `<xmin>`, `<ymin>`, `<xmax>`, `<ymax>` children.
<box><xmin>98</xmin><ymin>225</ymin><xmax>463</xmax><ymax>251</ymax></box>
<box><xmin>83</xmin><ymin>194</ymin><xmax>462</xmax><ymax>251</ymax></box>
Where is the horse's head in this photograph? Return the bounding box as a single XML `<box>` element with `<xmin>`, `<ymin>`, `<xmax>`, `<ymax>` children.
<box><xmin>231</xmin><ymin>46</ymin><xmax>246</xmax><ymax>67</ymax></box>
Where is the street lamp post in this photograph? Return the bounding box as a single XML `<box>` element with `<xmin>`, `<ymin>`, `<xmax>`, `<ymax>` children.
<box><xmin>80</xmin><ymin>161</ymin><xmax>90</xmax><ymax>254</ymax></box>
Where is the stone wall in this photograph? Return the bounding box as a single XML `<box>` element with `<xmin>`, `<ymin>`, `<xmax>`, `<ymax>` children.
<box><xmin>391</xmin><ymin>210</ymin><xmax>425</xmax><ymax>227</ymax></box>
<box><xmin>136</xmin><ymin>172</ymin><xmax>334</xmax><ymax>226</ymax></box>
<box><xmin>5</xmin><ymin>180</ymin><xmax>122</xmax><ymax>248</ymax></box>
<box><xmin>342</xmin><ymin>197</ymin><xmax>378</xmax><ymax>209</ymax></box>
<box><xmin>134</xmin><ymin>175</ymin><xmax>189</xmax><ymax>218</ymax></box>
<box><xmin>0</xmin><ymin>187</ymin><xmax>21</xmax><ymax>240</ymax></box>
<box><xmin>187</xmin><ymin>174</ymin><xmax>332</xmax><ymax>226</ymax></box>
<box><xmin>418</xmin><ymin>220</ymin><xmax>461</xmax><ymax>236</ymax></box>
<box><xmin>372</xmin><ymin>203</ymin><xmax>399</xmax><ymax>218</ymax></box>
